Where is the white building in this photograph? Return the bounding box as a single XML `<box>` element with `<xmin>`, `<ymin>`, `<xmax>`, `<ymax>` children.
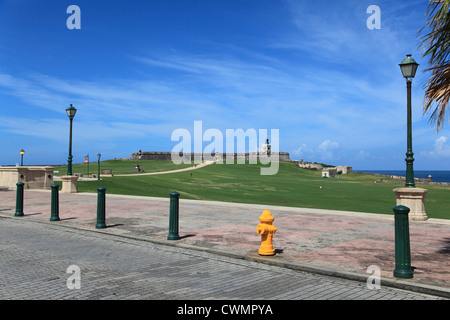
<box><xmin>322</xmin><ymin>168</ymin><xmax>337</xmax><ymax>178</ymax></box>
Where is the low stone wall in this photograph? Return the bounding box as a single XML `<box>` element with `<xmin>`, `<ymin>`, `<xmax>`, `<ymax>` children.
<box><xmin>297</xmin><ymin>162</ymin><xmax>323</xmax><ymax>170</ymax></box>
<box><xmin>0</xmin><ymin>166</ymin><xmax>54</xmax><ymax>190</ymax></box>
<box><xmin>374</xmin><ymin>178</ymin><xmax>450</xmax><ymax>186</ymax></box>
<box><xmin>353</xmin><ymin>171</ymin><xmax>450</xmax><ymax>186</ymax></box>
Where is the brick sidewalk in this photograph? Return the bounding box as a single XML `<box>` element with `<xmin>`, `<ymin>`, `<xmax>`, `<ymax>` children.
<box><xmin>1</xmin><ymin>189</ymin><xmax>449</xmax><ymax>297</ymax></box>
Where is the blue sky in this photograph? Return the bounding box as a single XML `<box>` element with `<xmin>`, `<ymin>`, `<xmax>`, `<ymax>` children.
<box><xmin>1</xmin><ymin>0</ymin><xmax>449</xmax><ymax>170</ymax></box>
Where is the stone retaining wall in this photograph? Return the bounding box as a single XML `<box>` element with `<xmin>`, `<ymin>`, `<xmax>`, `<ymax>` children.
<box><xmin>0</xmin><ymin>166</ymin><xmax>54</xmax><ymax>190</ymax></box>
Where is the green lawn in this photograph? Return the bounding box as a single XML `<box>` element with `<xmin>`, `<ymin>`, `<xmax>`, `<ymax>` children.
<box><xmin>54</xmin><ymin>160</ymin><xmax>450</xmax><ymax>219</ymax></box>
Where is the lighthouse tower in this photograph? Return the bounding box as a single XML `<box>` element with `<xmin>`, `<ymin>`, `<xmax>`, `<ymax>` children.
<box><xmin>261</xmin><ymin>138</ymin><xmax>271</xmax><ymax>155</ymax></box>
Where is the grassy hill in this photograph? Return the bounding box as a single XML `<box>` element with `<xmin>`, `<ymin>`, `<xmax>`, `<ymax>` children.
<box><xmin>53</xmin><ymin>160</ymin><xmax>450</xmax><ymax>219</ymax></box>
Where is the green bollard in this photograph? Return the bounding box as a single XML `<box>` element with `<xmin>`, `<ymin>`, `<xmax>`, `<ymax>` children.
<box><xmin>167</xmin><ymin>191</ymin><xmax>181</xmax><ymax>240</ymax></box>
<box><xmin>96</xmin><ymin>187</ymin><xmax>107</xmax><ymax>229</ymax></box>
<box><xmin>50</xmin><ymin>184</ymin><xmax>60</xmax><ymax>221</ymax></box>
<box><xmin>393</xmin><ymin>205</ymin><xmax>413</xmax><ymax>279</ymax></box>
<box><xmin>14</xmin><ymin>182</ymin><xmax>25</xmax><ymax>217</ymax></box>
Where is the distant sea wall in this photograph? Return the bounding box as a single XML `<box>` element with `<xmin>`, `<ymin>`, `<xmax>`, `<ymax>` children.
<box><xmin>130</xmin><ymin>151</ymin><xmax>291</xmax><ymax>162</ymax></box>
<box><xmin>353</xmin><ymin>171</ymin><xmax>450</xmax><ymax>186</ymax></box>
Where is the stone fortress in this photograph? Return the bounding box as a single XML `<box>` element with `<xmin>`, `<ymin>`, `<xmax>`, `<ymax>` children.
<box><xmin>129</xmin><ymin>139</ymin><xmax>355</xmax><ymax>178</ymax></box>
<box><xmin>130</xmin><ymin>139</ymin><xmax>291</xmax><ymax>162</ymax></box>
<box><xmin>296</xmin><ymin>158</ymin><xmax>352</xmax><ymax>178</ymax></box>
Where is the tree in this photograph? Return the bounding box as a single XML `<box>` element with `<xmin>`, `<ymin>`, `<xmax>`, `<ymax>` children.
<box><xmin>418</xmin><ymin>0</ymin><xmax>450</xmax><ymax>132</ymax></box>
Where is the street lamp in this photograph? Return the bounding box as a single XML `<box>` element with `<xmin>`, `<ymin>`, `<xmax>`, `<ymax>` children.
<box><xmin>97</xmin><ymin>153</ymin><xmax>101</xmax><ymax>181</ymax></box>
<box><xmin>85</xmin><ymin>154</ymin><xmax>90</xmax><ymax>178</ymax></box>
<box><xmin>399</xmin><ymin>54</ymin><xmax>419</xmax><ymax>188</ymax></box>
<box><xmin>66</xmin><ymin>104</ymin><xmax>77</xmax><ymax>175</ymax></box>
<box><xmin>20</xmin><ymin>149</ymin><xmax>25</xmax><ymax>166</ymax></box>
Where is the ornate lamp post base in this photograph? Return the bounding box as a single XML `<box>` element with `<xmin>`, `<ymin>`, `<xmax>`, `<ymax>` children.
<box><xmin>61</xmin><ymin>175</ymin><xmax>79</xmax><ymax>193</ymax></box>
<box><xmin>393</xmin><ymin>187</ymin><xmax>428</xmax><ymax>221</ymax></box>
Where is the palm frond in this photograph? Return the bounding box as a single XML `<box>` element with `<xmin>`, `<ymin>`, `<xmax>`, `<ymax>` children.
<box><xmin>423</xmin><ymin>62</ymin><xmax>450</xmax><ymax>131</ymax></box>
<box><xmin>417</xmin><ymin>0</ymin><xmax>450</xmax><ymax>131</ymax></box>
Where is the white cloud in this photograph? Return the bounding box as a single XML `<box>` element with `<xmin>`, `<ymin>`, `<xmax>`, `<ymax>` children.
<box><xmin>318</xmin><ymin>139</ymin><xmax>340</xmax><ymax>160</ymax></box>
<box><xmin>356</xmin><ymin>150</ymin><xmax>371</xmax><ymax>161</ymax></box>
<box><xmin>293</xmin><ymin>139</ymin><xmax>340</xmax><ymax>163</ymax></box>
<box><xmin>422</xmin><ymin>136</ymin><xmax>450</xmax><ymax>158</ymax></box>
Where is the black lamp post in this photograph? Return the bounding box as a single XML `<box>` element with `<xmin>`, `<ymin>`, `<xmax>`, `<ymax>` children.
<box><xmin>97</xmin><ymin>153</ymin><xmax>101</xmax><ymax>181</ymax></box>
<box><xmin>20</xmin><ymin>149</ymin><xmax>25</xmax><ymax>166</ymax></box>
<box><xmin>85</xmin><ymin>154</ymin><xmax>90</xmax><ymax>178</ymax></box>
<box><xmin>399</xmin><ymin>54</ymin><xmax>419</xmax><ymax>188</ymax></box>
<box><xmin>66</xmin><ymin>104</ymin><xmax>77</xmax><ymax>176</ymax></box>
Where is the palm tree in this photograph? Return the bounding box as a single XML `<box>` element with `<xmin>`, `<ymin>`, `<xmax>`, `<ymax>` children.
<box><xmin>418</xmin><ymin>0</ymin><xmax>450</xmax><ymax>132</ymax></box>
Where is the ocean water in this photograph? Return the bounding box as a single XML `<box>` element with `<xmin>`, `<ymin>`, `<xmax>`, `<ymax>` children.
<box><xmin>358</xmin><ymin>170</ymin><xmax>450</xmax><ymax>183</ymax></box>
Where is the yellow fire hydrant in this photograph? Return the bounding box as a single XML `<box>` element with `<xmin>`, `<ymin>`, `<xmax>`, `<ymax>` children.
<box><xmin>256</xmin><ymin>209</ymin><xmax>277</xmax><ymax>256</ymax></box>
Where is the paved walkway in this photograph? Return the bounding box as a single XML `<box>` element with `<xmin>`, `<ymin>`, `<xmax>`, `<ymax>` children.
<box><xmin>114</xmin><ymin>160</ymin><xmax>214</xmax><ymax>176</ymax></box>
<box><xmin>0</xmin><ymin>218</ymin><xmax>442</xmax><ymax>300</ymax></box>
<box><xmin>0</xmin><ymin>189</ymin><xmax>449</xmax><ymax>298</ymax></box>
<box><xmin>53</xmin><ymin>161</ymin><xmax>214</xmax><ymax>181</ymax></box>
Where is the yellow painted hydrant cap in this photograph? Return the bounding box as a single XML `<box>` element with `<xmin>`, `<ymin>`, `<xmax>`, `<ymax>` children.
<box><xmin>259</xmin><ymin>209</ymin><xmax>274</xmax><ymax>223</ymax></box>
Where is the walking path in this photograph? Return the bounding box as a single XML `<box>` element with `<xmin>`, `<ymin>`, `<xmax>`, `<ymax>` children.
<box><xmin>53</xmin><ymin>161</ymin><xmax>214</xmax><ymax>181</ymax></box>
<box><xmin>114</xmin><ymin>160</ymin><xmax>214</xmax><ymax>176</ymax></box>
<box><xmin>0</xmin><ymin>189</ymin><xmax>449</xmax><ymax>298</ymax></box>
<box><xmin>0</xmin><ymin>217</ymin><xmax>442</xmax><ymax>300</ymax></box>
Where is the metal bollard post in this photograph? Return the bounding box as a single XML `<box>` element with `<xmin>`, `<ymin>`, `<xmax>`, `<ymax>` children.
<box><xmin>50</xmin><ymin>184</ymin><xmax>60</xmax><ymax>221</ymax></box>
<box><xmin>96</xmin><ymin>187</ymin><xmax>107</xmax><ymax>229</ymax></box>
<box><xmin>393</xmin><ymin>205</ymin><xmax>413</xmax><ymax>279</ymax></box>
<box><xmin>167</xmin><ymin>191</ymin><xmax>181</xmax><ymax>240</ymax></box>
<box><xmin>14</xmin><ymin>182</ymin><xmax>25</xmax><ymax>217</ymax></box>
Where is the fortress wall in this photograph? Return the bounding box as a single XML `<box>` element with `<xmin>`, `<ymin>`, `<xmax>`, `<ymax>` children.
<box><xmin>130</xmin><ymin>152</ymin><xmax>290</xmax><ymax>162</ymax></box>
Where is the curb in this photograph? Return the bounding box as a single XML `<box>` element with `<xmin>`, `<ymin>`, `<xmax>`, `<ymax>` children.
<box><xmin>2</xmin><ymin>213</ymin><xmax>449</xmax><ymax>299</ymax></box>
